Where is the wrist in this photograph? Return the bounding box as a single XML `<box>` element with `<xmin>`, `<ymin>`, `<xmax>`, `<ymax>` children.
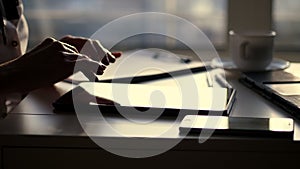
<box><xmin>0</xmin><ymin>96</ymin><xmax>7</xmax><ymax>119</ymax></box>
<box><xmin>0</xmin><ymin>60</ymin><xmax>19</xmax><ymax>94</ymax></box>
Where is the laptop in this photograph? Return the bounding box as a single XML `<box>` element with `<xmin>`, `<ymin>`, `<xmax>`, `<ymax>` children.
<box><xmin>240</xmin><ymin>70</ymin><xmax>300</xmax><ymax>119</ymax></box>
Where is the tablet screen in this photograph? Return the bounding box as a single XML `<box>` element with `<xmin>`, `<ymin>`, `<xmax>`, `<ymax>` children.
<box><xmin>79</xmin><ymin>82</ymin><xmax>229</xmax><ymax>111</ymax></box>
<box><xmin>265</xmin><ymin>83</ymin><xmax>300</xmax><ymax>96</ymax></box>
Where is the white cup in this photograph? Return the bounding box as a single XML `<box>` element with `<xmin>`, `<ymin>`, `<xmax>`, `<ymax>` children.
<box><xmin>229</xmin><ymin>30</ymin><xmax>276</xmax><ymax>72</ymax></box>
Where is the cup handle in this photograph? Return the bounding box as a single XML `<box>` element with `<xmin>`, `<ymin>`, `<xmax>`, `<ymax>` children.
<box><xmin>240</xmin><ymin>41</ymin><xmax>249</xmax><ymax>59</ymax></box>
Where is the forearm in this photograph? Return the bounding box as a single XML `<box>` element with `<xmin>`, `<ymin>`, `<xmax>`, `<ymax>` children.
<box><xmin>0</xmin><ymin>60</ymin><xmax>23</xmax><ymax>95</ymax></box>
<box><xmin>0</xmin><ymin>63</ymin><xmax>12</xmax><ymax>115</ymax></box>
<box><xmin>0</xmin><ymin>61</ymin><xmax>20</xmax><ymax>118</ymax></box>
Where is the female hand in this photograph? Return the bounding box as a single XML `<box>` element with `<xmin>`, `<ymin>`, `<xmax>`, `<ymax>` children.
<box><xmin>0</xmin><ymin>37</ymin><xmax>121</xmax><ymax>94</ymax></box>
<box><xmin>60</xmin><ymin>35</ymin><xmax>121</xmax><ymax>64</ymax></box>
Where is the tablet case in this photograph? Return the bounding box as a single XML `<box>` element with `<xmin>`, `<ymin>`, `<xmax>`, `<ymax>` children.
<box><xmin>240</xmin><ymin>70</ymin><xmax>300</xmax><ymax>119</ymax></box>
<box><xmin>53</xmin><ymin>85</ymin><xmax>236</xmax><ymax>117</ymax></box>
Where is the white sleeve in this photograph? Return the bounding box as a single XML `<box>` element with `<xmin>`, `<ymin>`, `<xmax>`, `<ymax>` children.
<box><xmin>0</xmin><ymin>0</ymin><xmax>29</xmax><ymax>64</ymax></box>
<box><xmin>16</xmin><ymin>0</ymin><xmax>29</xmax><ymax>55</ymax></box>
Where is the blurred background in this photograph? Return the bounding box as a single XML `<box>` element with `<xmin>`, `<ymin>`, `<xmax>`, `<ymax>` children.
<box><xmin>23</xmin><ymin>0</ymin><xmax>300</xmax><ymax>52</ymax></box>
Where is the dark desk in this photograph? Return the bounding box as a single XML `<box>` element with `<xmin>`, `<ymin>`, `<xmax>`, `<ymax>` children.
<box><xmin>1</xmin><ymin>62</ymin><xmax>300</xmax><ymax>169</ymax></box>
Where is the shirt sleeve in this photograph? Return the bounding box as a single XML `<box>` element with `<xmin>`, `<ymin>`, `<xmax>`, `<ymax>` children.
<box><xmin>0</xmin><ymin>0</ymin><xmax>28</xmax><ymax>64</ymax></box>
<box><xmin>16</xmin><ymin>0</ymin><xmax>29</xmax><ymax>55</ymax></box>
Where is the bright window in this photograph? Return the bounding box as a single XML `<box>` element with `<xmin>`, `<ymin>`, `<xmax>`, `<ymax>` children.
<box><xmin>274</xmin><ymin>0</ymin><xmax>300</xmax><ymax>50</ymax></box>
<box><xmin>21</xmin><ymin>0</ymin><xmax>300</xmax><ymax>52</ymax></box>
<box><xmin>23</xmin><ymin>0</ymin><xmax>227</xmax><ymax>50</ymax></box>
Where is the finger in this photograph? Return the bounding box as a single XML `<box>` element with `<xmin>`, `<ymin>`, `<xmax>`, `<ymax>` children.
<box><xmin>99</xmin><ymin>62</ymin><xmax>107</xmax><ymax>70</ymax></box>
<box><xmin>60</xmin><ymin>41</ymin><xmax>79</xmax><ymax>53</ymax></box>
<box><xmin>76</xmin><ymin>58</ymin><xmax>106</xmax><ymax>76</ymax></box>
<box><xmin>112</xmin><ymin>52</ymin><xmax>122</xmax><ymax>58</ymax></box>
<box><xmin>60</xmin><ymin>35</ymin><xmax>87</xmax><ymax>51</ymax></box>
<box><xmin>107</xmin><ymin>52</ymin><xmax>116</xmax><ymax>63</ymax></box>
<box><xmin>62</xmin><ymin>52</ymin><xmax>88</xmax><ymax>62</ymax></box>
<box><xmin>100</xmin><ymin>53</ymin><xmax>110</xmax><ymax>66</ymax></box>
<box><xmin>28</xmin><ymin>37</ymin><xmax>56</xmax><ymax>53</ymax></box>
<box><xmin>76</xmin><ymin>60</ymin><xmax>103</xmax><ymax>81</ymax></box>
<box><xmin>60</xmin><ymin>35</ymin><xmax>77</xmax><ymax>42</ymax></box>
<box><xmin>52</xmin><ymin>41</ymin><xmax>78</xmax><ymax>54</ymax></box>
<box><xmin>60</xmin><ymin>53</ymin><xmax>100</xmax><ymax>82</ymax></box>
<box><xmin>80</xmin><ymin>39</ymin><xmax>99</xmax><ymax>61</ymax></box>
<box><xmin>92</xmin><ymin>40</ymin><xmax>108</xmax><ymax>61</ymax></box>
<box><xmin>100</xmin><ymin>51</ymin><xmax>118</xmax><ymax>66</ymax></box>
<box><xmin>41</xmin><ymin>37</ymin><xmax>56</xmax><ymax>47</ymax></box>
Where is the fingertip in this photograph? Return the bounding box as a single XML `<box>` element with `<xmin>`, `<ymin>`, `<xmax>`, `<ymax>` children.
<box><xmin>97</xmin><ymin>63</ymin><xmax>106</xmax><ymax>74</ymax></box>
<box><xmin>97</xmin><ymin>69</ymin><xmax>104</xmax><ymax>75</ymax></box>
<box><xmin>99</xmin><ymin>64</ymin><xmax>107</xmax><ymax>70</ymax></box>
<box><xmin>101</xmin><ymin>56</ymin><xmax>109</xmax><ymax>66</ymax></box>
<box><xmin>112</xmin><ymin>52</ymin><xmax>122</xmax><ymax>58</ymax></box>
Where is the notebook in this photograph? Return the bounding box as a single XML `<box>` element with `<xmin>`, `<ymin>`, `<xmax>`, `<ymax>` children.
<box><xmin>240</xmin><ymin>70</ymin><xmax>300</xmax><ymax>119</ymax></box>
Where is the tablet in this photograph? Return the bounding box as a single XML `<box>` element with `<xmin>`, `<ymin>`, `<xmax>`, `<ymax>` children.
<box><xmin>53</xmin><ymin>83</ymin><xmax>236</xmax><ymax>116</ymax></box>
<box><xmin>241</xmin><ymin>71</ymin><xmax>300</xmax><ymax>119</ymax></box>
